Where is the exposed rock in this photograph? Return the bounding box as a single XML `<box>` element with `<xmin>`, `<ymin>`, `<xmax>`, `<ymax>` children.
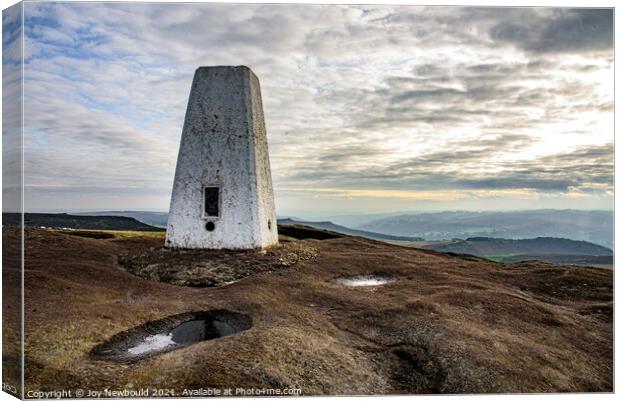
<box><xmin>118</xmin><ymin>241</ymin><xmax>318</xmax><ymax>287</ymax></box>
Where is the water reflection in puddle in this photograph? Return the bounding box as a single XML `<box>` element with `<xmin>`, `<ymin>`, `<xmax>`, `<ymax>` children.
<box><xmin>126</xmin><ymin>317</ymin><xmax>243</xmax><ymax>356</ymax></box>
<box><xmin>128</xmin><ymin>333</ymin><xmax>176</xmax><ymax>355</ymax></box>
<box><xmin>334</xmin><ymin>275</ymin><xmax>394</xmax><ymax>287</ymax></box>
<box><xmin>91</xmin><ymin>310</ymin><xmax>252</xmax><ymax>362</ymax></box>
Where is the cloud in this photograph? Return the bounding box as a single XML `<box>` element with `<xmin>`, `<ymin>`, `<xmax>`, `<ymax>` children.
<box><xmin>458</xmin><ymin>142</ymin><xmax>613</xmax><ymax>191</ymax></box>
<box><xmin>489</xmin><ymin>8</ymin><xmax>613</xmax><ymax>53</ymax></box>
<box><xmin>2</xmin><ymin>3</ymin><xmax>23</xmax><ymax>212</ymax></box>
<box><xmin>9</xmin><ymin>3</ymin><xmax>614</xmax><ymax>212</ymax></box>
<box><xmin>282</xmin><ymin>136</ymin><xmax>612</xmax><ymax>195</ymax></box>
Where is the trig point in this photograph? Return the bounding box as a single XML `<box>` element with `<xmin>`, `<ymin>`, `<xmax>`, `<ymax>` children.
<box><xmin>165</xmin><ymin>66</ymin><xmax>278</xmax><ymax>249</ymax></box>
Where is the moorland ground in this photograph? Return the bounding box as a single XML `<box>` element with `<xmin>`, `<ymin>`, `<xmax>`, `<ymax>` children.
<box><xmin>2</xmin><ymin>226</ymin><xmax>613</xmax><ymax>395</ymax></box>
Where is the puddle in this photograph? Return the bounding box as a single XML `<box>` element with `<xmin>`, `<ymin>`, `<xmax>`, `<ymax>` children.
<box><xmin>127</xmin><ymin>333</ymin><xmax>175</xmax><ymax>355</ymax></box>
<box><xmin>334</xmin><ymin>274</ymin><xmax>394</xmax><ymax>287</ymax></box>
<box><xmin>91</xmin><ymin>309</ymin><xmax>252</xmax><ymax>362</ymax></box>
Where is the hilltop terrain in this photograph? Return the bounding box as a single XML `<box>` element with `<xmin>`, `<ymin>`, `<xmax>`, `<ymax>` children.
<box><xmin>9</xmin><ymin>213</ymin><xmax>610</xmax><ymax>268</ymax></box>
<box><xmin>77</xmin><ymin>211</ymin><xmax>169</xmax><ymax>228</ymax></box>
<box><xmin>3</xmin><ymin>213</ymin><xmax>165</xmax><ymax>232</ymax></box>
<box><xmin>37</xmin><ymin>210</ymin><xmax>612</xmax><ymax>249</ymax></box>
<box><xmin>418</xmin><ymin>237</ymin><xmax>613</xmax><ymax>267</ymax></box>
<box><xmin>6</xmin><ymin>213</ymin><xmax>418</xmax><ymax>242</ymax></box>
<box><xmin>277</xmin><ymin>218</ymin><xmax>423</xmax><ymax>242</ymax></box>
<box><xmin>3</xmin><ymin>225</ymin><xmax>612</xmax><ymax>395</ymax></box>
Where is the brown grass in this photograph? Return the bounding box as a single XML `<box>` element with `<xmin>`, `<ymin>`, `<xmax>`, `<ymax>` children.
<box><xmin>2</xmin><ymin>227</ymin><xmax>612</xmax><ymax>395</ymax></box>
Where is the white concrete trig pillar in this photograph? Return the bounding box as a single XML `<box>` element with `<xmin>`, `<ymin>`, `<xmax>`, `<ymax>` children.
<box><xmin>165</xmin><ymin>66</ymin><xmax>278</xmax><ymax>250</ymax></box>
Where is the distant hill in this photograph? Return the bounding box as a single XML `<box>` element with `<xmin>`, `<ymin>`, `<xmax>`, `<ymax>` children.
<box><xmin>420</xmin><ymin>237</ymin><xmax>612</xmax><ymax>266</ymax></box>
<box><xmin>357</xmin><ymin>210</ymin><xmax>613</xmax><ymax>248</ymax></box>
<box><xmin>499</xmin><ymin>254</ymin><xmax>613</xmax><ymax>266</ymax></box>
<box><xmin>425</xmin><ymin>237</ymin><xmax>612</xmax><ymax>256</ymax></box>
<box><xmin>277</xmin><ymin>218</ymin><xmax>423</xmax><ymax>242</ymax></box>
<box><xmin>277</xmin><ymin>223</ymin><xmax>345</xmax><ymax>240</ymax></box>
<box><xmin>72</xmin><ymin>212</ymin><xmax>426</xmax><ymax>242</ymax></box>
<box><xmin>76</xmin><ymin>211</ymin><xmax>168</xmax><ymax>228</ymax></box>
<box><xmin>3</xmin><ymin>213</ymin><xmax>164</xmax><ymax>232</ymax></box>
<box><xmin>3</xmin><ymin>212</ymin><xmax>421</xmax><ymax>243</ymax></box>
<box><xmin>52</xmin><ymin>209</ymin><xmax>613</xmax><ymax>250</ymax></box>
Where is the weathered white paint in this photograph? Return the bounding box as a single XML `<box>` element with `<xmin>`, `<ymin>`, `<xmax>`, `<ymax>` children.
<box><xmin>165</xmin><ymin>66</ymin><xmax>278</xmax><ymax>249</ymax></box>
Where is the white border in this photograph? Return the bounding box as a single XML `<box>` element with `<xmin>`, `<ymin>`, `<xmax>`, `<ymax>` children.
<box><xmin>0</xmin><ymin>2</ymin><xmax>616</xmax><ymax>401</ymax></box>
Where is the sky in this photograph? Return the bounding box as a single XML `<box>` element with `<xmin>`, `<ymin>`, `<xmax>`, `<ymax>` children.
<box><xmin>2</xmin><ymin>2</ymin><xmax>614</xmax><ymax>218</ymax></box>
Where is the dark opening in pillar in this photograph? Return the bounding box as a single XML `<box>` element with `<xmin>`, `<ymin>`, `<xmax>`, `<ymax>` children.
<box><xmin>204</xmin><ymin>186</ymin><xmax>219</xmax><ymax>217</ymax></box>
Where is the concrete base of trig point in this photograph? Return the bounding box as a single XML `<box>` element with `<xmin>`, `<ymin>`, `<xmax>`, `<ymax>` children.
<box><xmin>165</xmin><ymin>66</ymin><xmax>278</xmax><ymax>250</ymax></box>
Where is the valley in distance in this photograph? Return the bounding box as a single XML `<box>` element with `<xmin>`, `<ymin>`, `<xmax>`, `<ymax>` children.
<box><xmin>73</xmin><ymin>208</ymin><xmax>613</xmax><ymax>268</ymax></box>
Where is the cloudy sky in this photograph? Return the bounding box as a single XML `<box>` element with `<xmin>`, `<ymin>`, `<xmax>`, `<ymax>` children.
<box><xmin>3</xmin><ymin>2</ymin><xmax>614</xmax><ymax>217</ymax></box>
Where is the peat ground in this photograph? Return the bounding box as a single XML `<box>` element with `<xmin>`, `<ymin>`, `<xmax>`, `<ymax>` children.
<box><xmin>2</xmin><ymin>227</ymin><xmax>613</xmax><ymax>395</ymax></box>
